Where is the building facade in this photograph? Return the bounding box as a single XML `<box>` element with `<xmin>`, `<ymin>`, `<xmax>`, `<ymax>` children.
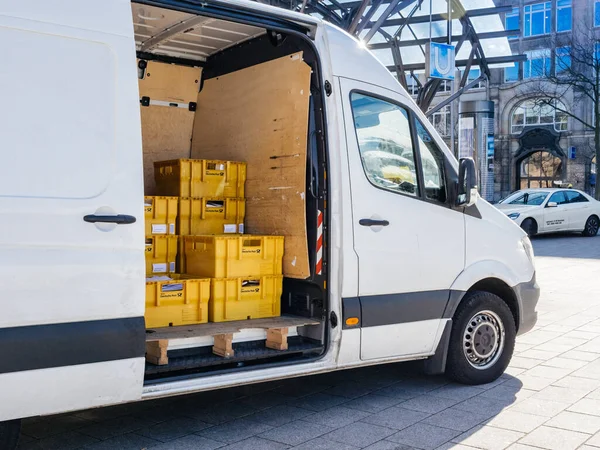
<box><xmin>423</xmin><ymin>0</ymin><xmax>598</xmax><ymax>201</ymax></box>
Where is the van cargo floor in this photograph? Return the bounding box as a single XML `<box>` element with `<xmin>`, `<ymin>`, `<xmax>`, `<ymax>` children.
<box><xmin>144</xmin><ymin>336</ymin><xmax>323</xmax><ymax>378</ymax></box>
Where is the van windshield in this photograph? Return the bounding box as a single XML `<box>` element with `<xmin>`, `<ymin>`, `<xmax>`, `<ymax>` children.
<box><xmin>500</xmin><ymin>191</ymin><xmax>549</xmax><ymax>205</ymax></box>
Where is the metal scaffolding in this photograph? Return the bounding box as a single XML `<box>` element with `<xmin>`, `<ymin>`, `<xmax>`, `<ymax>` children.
<box><xmin>256</xmin><ymin>0</ymin><xmax>524</xmax><ymax>116</ymax></box>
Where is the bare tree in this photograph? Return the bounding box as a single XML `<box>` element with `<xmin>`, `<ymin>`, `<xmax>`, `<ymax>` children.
<box><xmin>520</xmin><ymin>28</ymin><xmax>600</xmax><ymax>199</ymax></box>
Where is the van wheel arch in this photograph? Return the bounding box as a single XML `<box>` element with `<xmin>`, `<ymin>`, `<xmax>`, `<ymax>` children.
<box><xmin>465</xmin><ymin>278</ymin><xmax>519</xmax><ymax>331</ymax></box>
<box><xmin>424</xmin><ymin>278</ymin><xmax>519</xmax><ymax>376</ymax></box>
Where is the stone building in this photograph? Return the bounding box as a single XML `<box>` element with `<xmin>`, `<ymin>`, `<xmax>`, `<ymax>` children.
<box><xmin>423</xmin><ymin>0</ymin><xmax>598</xmax><ymax>201</ymax></box>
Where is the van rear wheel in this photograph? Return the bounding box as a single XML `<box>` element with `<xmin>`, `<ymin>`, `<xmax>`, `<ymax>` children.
<box><xmin>446</xmin><ymin>291</ymin><xmax>516</xmax><ymax>385</ymax></box>
<box><xmin>0</xmin><ymin>420</ymin><xmax>21</xmax><ymax>450</ymax></box>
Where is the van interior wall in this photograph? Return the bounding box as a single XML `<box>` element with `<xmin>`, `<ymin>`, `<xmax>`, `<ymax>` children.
<box><xmin>191</xmin><ymin>52</ymin><xmax>312</xmax><ymax>279</ymax></box>
<box><xmin>138</xmin><ymin>60</ymin><xmax>202</xmax><ymax>194</ymax></box>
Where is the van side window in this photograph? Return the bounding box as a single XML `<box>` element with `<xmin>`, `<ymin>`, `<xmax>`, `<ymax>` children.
<box><xmin>415</xmin><ymin>120</ymin><xmax>447</xmax><ymax>203</ymax></box>
<box><xmin>350</xmin><ymin>93</ymin><xmax>419</xmax><ymax>197</ymax></box>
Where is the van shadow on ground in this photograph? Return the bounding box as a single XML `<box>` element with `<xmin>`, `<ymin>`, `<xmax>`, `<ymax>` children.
<box><xmin>17</xmin><ymin>361</ymin><xmax>523</xmax><ymax>450</ymax></box>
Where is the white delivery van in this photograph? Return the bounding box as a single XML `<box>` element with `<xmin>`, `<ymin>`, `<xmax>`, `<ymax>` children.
<box><xmin>0</xmin><ymin>0</ymin><xmax>539</xmax><ymax>447</ymax></box>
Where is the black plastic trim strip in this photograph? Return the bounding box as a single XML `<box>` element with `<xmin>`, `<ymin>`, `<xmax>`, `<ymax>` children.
<box><xmin>342</xmin><ymin>297</ymin><xmax>361</xmax><ymax>329</ymax></box>
<box><xmin>443</xmin><ymin>290</ymin><xmax>467</xmax><ymax>319</ymax></box>
<box><xmin>0</xmin><ymin>317</ymin><xmax>145</xmax><ymax>374</ymax></box>
<box><xmin>464</xmin><ymin>204</ymin><xmax>483</xmax><ymax>219</ymax></box>
<box><xmin>359</xmin><ymin>290</ymin><xmax>451</xmax><ymax>328</ymax></box>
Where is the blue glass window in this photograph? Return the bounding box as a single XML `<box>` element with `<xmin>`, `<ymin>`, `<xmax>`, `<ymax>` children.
<box><xmin>505</xmin><ymin>8</ymin><xmax>519</xmax><ymax>40</ymax></box>
<box><xmin>466</xmin><ymin>68</ymin><xmax>484</xmax><ymax>88</ymax></box>
<box><xmin>504</xmin><ymin>63</ymin><xmax>519</xmax><ymax>83</ymax></box>
<box><xmin>596</xmin><ymin>1</ymin><xmax>600</xmax><ymax>27</ymax></box>
<box><xmin>556</xmin><ymin>0</ymin><xmax>572</xmax><ymax>32</ymax></box>
<box><xmin>524</xmin><ymin>2</ymin><xmax>551</xmax><ymax>37</ymax></box>
<box><xmin>555</xmin><ymin>47</ymin><xmax>571</xmax><ymax>76</ymax></box>
<box><xmin>524</xmin><ymin>50</ymin><xmax>551</xmax><ymax>78</ymax></box>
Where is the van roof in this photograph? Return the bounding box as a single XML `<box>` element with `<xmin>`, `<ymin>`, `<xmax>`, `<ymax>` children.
<box><xmin>134</xmin><ymin>0</ymin><xmax>407</xmax><ymax>98</ymax></box>
<box><xmin>210</xmin><ymin>0</ymin><xmax>322</xmax><ymax>27</ymax></box>
<box><xmin>133</xmin><ymin>0</ymin><xmax>322</xmax><ymax>63</ymax></box>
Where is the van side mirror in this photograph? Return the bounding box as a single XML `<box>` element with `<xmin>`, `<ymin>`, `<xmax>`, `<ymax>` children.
<box><xmin>546</xmin><ymin>201</ymin><xmax>558</xmax><ymax>208</ymax></box>
<box><xmin>457</xmin><ymin>157</ymin><xmax>478</xmax><ymax>207</ymax></box>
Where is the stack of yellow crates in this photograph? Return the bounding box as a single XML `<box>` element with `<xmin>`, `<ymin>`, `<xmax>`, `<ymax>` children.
<box><xmin>143</xmin><ymin>193</ymin><xmax>210</xmax><ymax>328</ymax></box>
<box><xmin>144</xmin><ymin>158</ymin><xmax>284</xmax><ymax>328</ymax></box>
<box><xmin>181</xmin><ymin>235</ymin><xmax>284</xmax><ymax>322</ymax></box>
<box><xmin>154</xmin><ymin>159</ymin><xmax>246</xmax><ymax>236</ymax></box>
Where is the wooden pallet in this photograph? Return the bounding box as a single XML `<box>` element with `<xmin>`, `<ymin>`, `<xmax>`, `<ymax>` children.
<box><xmin>145</xmin><ymin>316</ymin><xmax>320</xmax><ymax>365</ymax></box>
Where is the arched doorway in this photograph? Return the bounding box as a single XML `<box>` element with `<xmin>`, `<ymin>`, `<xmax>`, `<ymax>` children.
<box><xmin>518</xmin><ymin>150</ymin><xmax>563</xmax><ymax>189</ymax></box>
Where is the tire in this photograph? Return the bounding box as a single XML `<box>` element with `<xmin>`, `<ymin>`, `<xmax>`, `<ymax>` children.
<box><xmin>446</xmin><ymin>291</ymin><xmax>516</xmax><ymax>385</ymax></box>
<box><xmin>520</xmin><ymin>218</ymin><xmax>537</xmax><ymax>237</ymax></box>
<box><xmin>0</xmin><ymin>420</ymin><xmax>21</xmax><ymax>450</ymax></box>
<box><xmin>583</xmin><ymin>215</ymin><xmax>600</xmax><ymax>237</ymax></box>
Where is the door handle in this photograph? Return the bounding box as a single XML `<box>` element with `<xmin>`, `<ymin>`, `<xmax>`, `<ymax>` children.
<box><xmin>84</xmin><ymin>214</ymin><xmax>137</xmax><ymax>225</ymax></box>
<box><xmin>359</xmin><ymin>218</ymin><xmax>389</xmax><ymax>227</ymax></box>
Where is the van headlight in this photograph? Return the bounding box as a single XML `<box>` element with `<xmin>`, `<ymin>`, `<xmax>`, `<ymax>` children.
<box><xmin>521</xmin><ymin>236</ymin><xmax>535</xmax><ymax>268</ymax></box>
<box><xmin>507</xmin><ymin>212</ymin><xmax>520</xmax><ymax>220</ymax></box>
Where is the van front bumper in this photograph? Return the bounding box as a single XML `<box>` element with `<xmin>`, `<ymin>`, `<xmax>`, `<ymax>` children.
<box><xmin>514</xmin><ymin>273</ymin><xmax>540</xmax><ymax>335</ymax></box>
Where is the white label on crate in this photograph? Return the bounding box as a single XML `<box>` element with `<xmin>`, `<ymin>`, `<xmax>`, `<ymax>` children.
<box><xmin>147</xmin><ymin>276</ymin><xmax>172</xmax><ymax>282</ymax></box>
<box><xmin>169</xmin><ymin>223</ymin><xmax>175</xmax><ymax>234</ymax></box>
<box><xmin>152</xmin><ymin>224</ymin><xmax>167</xmax><ymax>234</ymax></box>
<box><xmin>162</xmin><ymin>283</ymin><xmax>183</xmax><ymax>292</ymax></box>
<box><xmin>153</xmin><ymin>263</ymin><xmax>167</xmax><ymax>273</ymax></box>
<box><xmin>224</xmin><ymin>224</ymin><xmax>237</xmax><ymax>233</ymax></box>
<box><xmin>169</xmin><ymin>262</ymin><xmax>176</xmax><ymax>272</ymax></box>
<box><xmin>239</xmin><ymin>224</ymin><xmax>244</xmax><ymax>234</ymax></box>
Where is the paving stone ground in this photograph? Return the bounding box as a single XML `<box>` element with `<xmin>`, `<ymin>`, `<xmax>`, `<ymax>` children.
<box><xmin>17</xmin><ymin>233</ymin><xmax>600</xmax><ymax>450</ymax></box>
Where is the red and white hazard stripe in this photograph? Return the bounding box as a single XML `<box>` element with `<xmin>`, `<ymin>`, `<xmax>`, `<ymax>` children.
<box><xmin>316</xmin><ymin>210</ymin><xmax>323</xmax><ymax>275</ymax></box>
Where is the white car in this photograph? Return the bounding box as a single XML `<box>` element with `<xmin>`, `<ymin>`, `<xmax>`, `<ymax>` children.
<box><xmin>496</xmin><ymin>188</ymin><xmax>600</xmax><ymax>237</ymax></box>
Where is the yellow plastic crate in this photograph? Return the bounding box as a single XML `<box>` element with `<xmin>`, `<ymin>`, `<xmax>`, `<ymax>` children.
<box><xmin>178</xmin><ymin>198</ymin><xmax>246</xmax><ymax>235</ymax></box>
<box><xmin>154</xmin><ymin>159</ymin><xmax>246</xmax><ymax>198</ymax></box>
<box><xmin>182</xmin><ymin>235</ymin><xmax>284</xmax><ymax>278</ymax></box>
<box><xmin>144</xmin><ymin>196</ymin><xmax>178</xmax><ymax>235</ymax></box>
<box><xmin>145</xmin><ymin>235</ymin><xmax>179</xmax><ymax>275</ymax></box>
<box><xmin>210</xmin><ymin>276</ymin><xmax>282</xmax><ymax>322</ymax></box>
<box><xmin>145</xmin><ymin>275</ymin><xmax>211</xmax><ymax>328</ymax></box>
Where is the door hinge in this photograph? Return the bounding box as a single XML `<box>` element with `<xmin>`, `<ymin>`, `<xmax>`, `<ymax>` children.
<box><xmin>324</xmin><ymin>80</ymin><xmax>332</xmax><ymax>97</ymax></box>
<box><xmin>330</xmin><ymin>311</ymin><xmax>338</xmax><ymax>328</ymax></box>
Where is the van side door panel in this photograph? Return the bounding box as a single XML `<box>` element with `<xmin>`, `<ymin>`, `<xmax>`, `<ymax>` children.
<box><xmin>0</xmin><ymin>1</ymin><xmax>145</xmax><ymax>420</ymax></box>
<box><xmin>339</xmin><ymin>78</ymin><xmax>465</xmax><ymax>361</ymax></box>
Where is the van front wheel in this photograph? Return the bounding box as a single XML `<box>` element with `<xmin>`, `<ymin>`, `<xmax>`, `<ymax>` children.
<box><xmin>446</xmin><ymin>291</ymin><xmax>516</xmax><ymax>385</ymax></box>
<box><xmin>0</xmin><ymin>420</ymin><xmax>21</xmax><ymax>450</ymax></box>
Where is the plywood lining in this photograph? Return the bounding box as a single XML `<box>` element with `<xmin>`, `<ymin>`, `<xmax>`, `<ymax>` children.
<box><xmin>191</xmin><ymin>52</ymin><xmax>312</xmax><ymax>279</ymax></box>
<box><xmin>138</xmin><ymin>60</ymin><xmax>202</xmax><ymax>194</ymax></box>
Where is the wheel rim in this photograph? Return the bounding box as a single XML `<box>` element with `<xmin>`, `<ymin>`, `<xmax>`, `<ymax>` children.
<box><xmin>587</xmin><ymin>218</ymin><xmax>599</xmax><ymax>235</ymax></box>
<box><xmin>463</xmin><ymin>310</ymin><xmax>505</xmax><ymax>370</ymax></box>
